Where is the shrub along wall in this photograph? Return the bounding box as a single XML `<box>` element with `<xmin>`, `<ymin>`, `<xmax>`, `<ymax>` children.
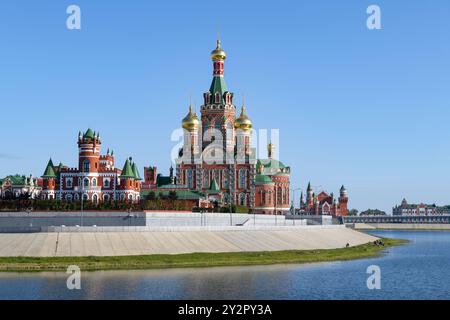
<box><xmin>0</xmin><ymin>199</ymin><xmax>193</xmax><ymax>212</ymax></box>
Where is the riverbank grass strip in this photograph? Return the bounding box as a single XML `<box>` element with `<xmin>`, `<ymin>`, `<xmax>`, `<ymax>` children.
<box><xmin>0</xmin><ymin>238</ymin><xmax>407</xmax><ymax>272</ymax></box>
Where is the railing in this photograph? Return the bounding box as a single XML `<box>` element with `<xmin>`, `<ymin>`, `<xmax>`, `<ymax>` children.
<box><xmin>286</xmin><ymin>214</ymin><xmax>337</xmax><ymax>225</ymax></box>
<box><xmin>343</xmin><ymin>215</ymin><xmax>450</xmax><ymax>224</ymax></box>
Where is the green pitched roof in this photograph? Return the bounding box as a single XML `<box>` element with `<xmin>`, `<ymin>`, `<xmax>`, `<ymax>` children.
<box><xmin>1</xmin><ymin>175</ymin><xmax>27</xmax><ymax>185</ymax></box>
<box><xmin>209</xmin><ymin>76</ymin><xmax>228</xmax><ymax>97</ymax></box>
<box><xmin>42</xmin><ymin>159</ymin><xmax>57</xmax><ymax>178</ymax></box>
<box><xmin>120</xmin><ymin>159</ymin><xmax>135</xmax><ymax>178</ymax></box>
<box><xmin>140</xmin><ymin>189</ymin><xmax>205</xmax><ymax>200</ymax></box>
<box><xmin>257</xmin><ymin>159</ymin><xmax>286</xmax><ymax>169</ymax></box>
<box><xmin>256</xmin><ymin>159</ymin><xmax>288</xmax><ymax>176</ymax></box>
<box><xmin>255</xmin><ymin>174</ymin><xmax>274</xmax><ymax>184</ymax></box>
<box><xmin>83</xmin><ymin>128</ymin><xmax>95</xmax><ymax>139</ymax></box>
<box><xmin>208</xmin><ymin>178</ymin><xmax>220</xmax><ymax>194</ymax></box>
<box><xmin>132</xmin><ymin>163</ymin><xmax>142</xmax><ymax>181</ymax></box>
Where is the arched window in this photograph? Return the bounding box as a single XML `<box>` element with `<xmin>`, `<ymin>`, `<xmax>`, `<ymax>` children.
<box><xmin>120</xmin><ymin>194</ymin><xmax>125</xmax><ymax>201</ymax></box>
<box><xmin>83</xmin><ymin>160</ymin><xmax>90</xmax><ymax>172</ymax></box>
<box><xmin>92</xmin><ymin>194</ymin><xmax>98</xmax><ymax>204</ymax></box>
<box><xmin>203</xmin><ymin>170</ymin><xmax>209</xmax><ymax>188</ymax></box>
<box><xmin>187</xmin><ymin>169</ymin><xmax>193</xmax><ymax>188</ymax></box>
<box><xmin>222</xmin><ymin>170</ymin><xmax>228</xmax><ymax>188</ymax></box>
<box><xmin>83</xmin><ymin>178</ymin><xmax>89</xmax><ymax>188</ymax></box>
<box><xmin>92</xmin><ymin>178</ymin><xmax>97</xmax><ymax>187</ymax></box>
<box><xmin>104</xmin><ymin>179</ymin><xmax>110</xmax><ymax>188</ymax></box>
<box><xmin>82</xmin><ymin>193</ymin><xmax>88</xmax><ymax>201</ymax></box>
<box><xmin>238</xmin><ymin>169</ymin><xmax>247</xmax><ymax>189</ymax></box>
<box><xmin>128</xmin><ymin>194</ymin><xmax>133</xmax><ymax>201</ymax></box>
<box><xmin>66</xmin><ymin>194</ymin><xmax>73</xmax><ymax>202</ymax></box>
<box><xmin>215</xmin><ymin>93</ymin><xmax>220</xmax><ymax>103</ymax></box>
<box><xmin>74</xmin><ymin>193</ymin><xmax>79</xmax><ymax>201</ymax></box>
<box><xmin>66</xmin><ymin>178</ymin><xmax>72</xmax><ymax>188</ymax></box>
<box><xmin>239</xmin><ymin>193</ymin><xmax>246</xmax><ymax>206</ymax></box>
<box><xmin>103</xmin><ymin>194</ymin><xmax>110</xmax><ymax>202</ymax></box>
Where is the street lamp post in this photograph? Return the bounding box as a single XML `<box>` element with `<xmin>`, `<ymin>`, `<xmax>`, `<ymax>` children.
<box><xmin>290</xmin><ymin>188</ymin><xmax>302</xmax><ymax>226</ymax></box>
<box><xmin>274</xmin><ymin>188</ymin><xmax>277</xmax><ymax>226</ymax></box>
<box><xmin>229</xmin><ymin>196</ymin><xmax>233</xmax><ymax>226</ymax></box>
<box><xmin>81</xmin><ymin>191</ymin><xmax>84</xmax><ymax>227</ymax></box>
<box><xmin>75</xmin><ymin>186</ymin><xmax>84</xmax><ymax>227</ymax></box>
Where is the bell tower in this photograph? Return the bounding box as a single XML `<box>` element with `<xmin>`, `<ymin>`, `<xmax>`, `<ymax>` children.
<box><xmin>201</xmin><ymin>40</ymin><xmax>236</xmax><ymax>161</ymax></box>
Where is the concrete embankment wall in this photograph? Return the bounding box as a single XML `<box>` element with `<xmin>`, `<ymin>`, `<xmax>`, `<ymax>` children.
<box><xmin>354</xmin><ymin>223</ymin><xmax>450</xmax><ymax>230</ymax></box>
<box><xmin>0</xmin><ymin>225</ymin><xmax>377</xmax><ymax>257</ymax></box>
<box><xmin>0</xmin><ymin>211</ymin><xmax>146</xmax><ymax>231</ymax></box>
<box><xmin>0</xmin><ymin>211</ymin><xmax>300</xmax><ymax>233</ymax></box>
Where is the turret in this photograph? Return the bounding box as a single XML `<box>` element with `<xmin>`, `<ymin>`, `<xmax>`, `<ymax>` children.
<box><xmin>338</xmin><ymin>185</ymin><xmax>349</xmax><ymax>216</ymax></box>
<box><xmin>306</xmin><ymin>183</ymin><xmax>314</xmax><ymax>208</ymax></box>
<box><xmin>235</xmin><ymin>98</ymin><xmax>253</xmax><ymax>160</ymax></box>
<box><xmin>120</xmin><ymin>157</ymin><xmax>135</xmax><ymax>190</ymax></box>
<box><xmin>42</xmin><ymin>158</ymin><xmax>56</xmax><ymax>189</ymax></box>
<box><xmin>182</xmin><ymin>101</ymin><xmax>200</xmax><ymax>160</ymax></box>
<box><xmin>41</xmin><ymin>158</ymin><xmax>57</xmax><ymax>199</ymax></box>
<box><xmin>78</xmin><ymin>128</ymin><xmax>101</xmax><ymax>173</ymax></box>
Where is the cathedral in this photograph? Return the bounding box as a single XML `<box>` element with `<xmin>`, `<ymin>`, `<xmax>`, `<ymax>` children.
<box><xmin>174</xmin><ymin>40</ymin><xmax>292</xmax><ymax>214</ymax></box>
<box><xmin>40</xmin><ymin>129</ymin><xmax>141</xmax><ymax>203</ymax></box>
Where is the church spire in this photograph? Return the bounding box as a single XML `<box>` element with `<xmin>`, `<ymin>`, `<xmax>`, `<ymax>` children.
<box><xmin>210</xmin><ymin>39</ymin><xmax>226</xmax><ymax>77</ymax></box>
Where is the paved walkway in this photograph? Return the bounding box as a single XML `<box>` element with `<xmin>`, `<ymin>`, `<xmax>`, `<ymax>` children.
<box><xmin>0</xmin><ymin>226</ymin><xmax>377</xmax><ymax>257</ymax></box>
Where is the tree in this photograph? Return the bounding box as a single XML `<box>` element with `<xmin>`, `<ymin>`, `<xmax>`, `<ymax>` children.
<box><xmin>347</xmin><ymin>209</ymin><xmax>359</xmax><ymax>216</ymax></box>
<box><xmin>360</xmin><ymin>209</ymin><xmax>386</xmax><ymax>216</ymax></box>
<box><xmin>168</xmin><ymin>191</ymin><xmax>178</xmax><ymax>201</ymax></box>
<box><xmin>146</xmin><ymin>191</ymin><xmax>156</xmax><ymax>201</ymax></box>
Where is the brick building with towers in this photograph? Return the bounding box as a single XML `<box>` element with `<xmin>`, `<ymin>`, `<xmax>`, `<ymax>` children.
<box><xmin>297</xmin><ymin>183</ymin><xmax>348</xmax><ymax>217</ymax></box>
<box><xmin>41</xmin><ymin>129</ymin><xmax>141</xmax><ymax>203</ymax></box>
<box><xmin>172</xmin><ymin>40</ymin><xmax>292</xmax><ymax>214</ymax></box>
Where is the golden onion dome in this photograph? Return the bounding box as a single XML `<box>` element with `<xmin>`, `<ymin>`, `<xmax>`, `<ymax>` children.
<box><xmin>211</xmin><ymin>39</ymin><xmax>227</xmax><ymax>61</ymax></box>
<box><xmin>235</xmin><ymin>104</ymin><xmax>252</xmax><ymax>131</ymax></box>
<box><xmin>182</xmin><ymin>104</ymin><xmax>199</xmax><ymax>130</ymax></box>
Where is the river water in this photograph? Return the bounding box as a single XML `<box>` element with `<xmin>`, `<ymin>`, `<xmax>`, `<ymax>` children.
<box><xmin>0</xmin><ymin>230</ymin><xmax>449</xmax><ymax>300</ymax></box>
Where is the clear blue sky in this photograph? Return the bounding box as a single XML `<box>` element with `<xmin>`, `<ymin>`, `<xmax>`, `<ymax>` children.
<box><xmin>1</xmin><ymin>0</ymin><xmax>449</xmax><ymax>213</ymax></box>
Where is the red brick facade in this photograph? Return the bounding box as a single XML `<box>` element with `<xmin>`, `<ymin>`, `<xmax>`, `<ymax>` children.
<box><xmin>41</xmin><ymin>129</ymin><xmax>141</xmax><ymax>203</ymax></box>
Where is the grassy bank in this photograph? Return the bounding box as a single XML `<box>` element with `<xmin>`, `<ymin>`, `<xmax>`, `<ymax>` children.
<box><xmin>0</xmin><ymin>238</ymin><xmax>407</xmax><ymax>272</ymax></box>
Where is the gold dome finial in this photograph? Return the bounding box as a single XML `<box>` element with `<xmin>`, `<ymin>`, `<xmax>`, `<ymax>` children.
<box><xmin>234</xmin><ymin>97</ymin><xmax>252</xmax><ymax>131</ymax></box>
<box><xmin>182</xmin><ymin>99</ymin><xmax>199</xmax><ymax>130</ymax></box>
<box><xmin>268</xmin><ymin>141</ymin><xmax>275</xmax><ymax>159</ymax></box>
<box><xmin>211</xmin><ymin>38</ymin><xmax>227</xmax><ymax>61</ymax></box>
